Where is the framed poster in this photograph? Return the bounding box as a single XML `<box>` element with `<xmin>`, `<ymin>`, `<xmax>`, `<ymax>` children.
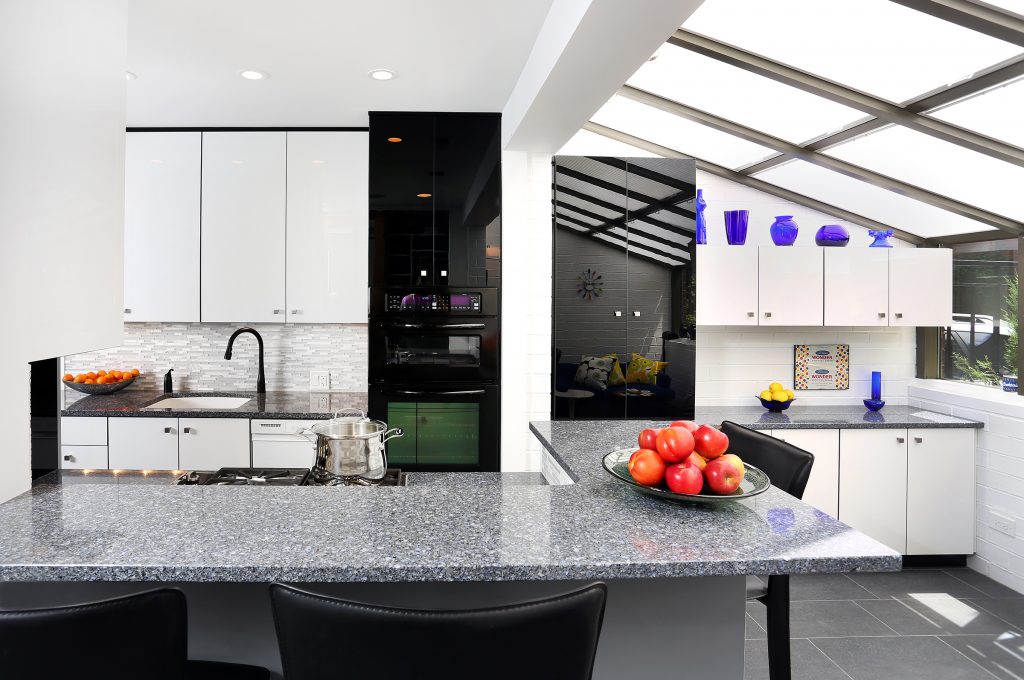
<box><xmin>794</xmin><ymin>344</ymin><xmax>850</xmax><ymax>390</ymax></box>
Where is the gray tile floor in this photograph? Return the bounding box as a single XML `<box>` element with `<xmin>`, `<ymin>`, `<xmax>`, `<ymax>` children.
<box><xmin>744</xmin><ymin>568</ymin><xmax>1024</xmax><ymax>680</ymax></box>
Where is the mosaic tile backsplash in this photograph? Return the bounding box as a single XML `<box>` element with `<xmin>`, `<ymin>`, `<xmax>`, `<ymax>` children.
<box><xmin>64</xmin><ymin>323</ymin><xmax>368</xmax><ymax>393</ymax></box>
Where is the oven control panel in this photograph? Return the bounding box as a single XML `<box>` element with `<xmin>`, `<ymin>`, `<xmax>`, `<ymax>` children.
<box><xmin>385</xmin><ymin>292</ymin><xmax>483</xmax><ymax>313</ymax></box>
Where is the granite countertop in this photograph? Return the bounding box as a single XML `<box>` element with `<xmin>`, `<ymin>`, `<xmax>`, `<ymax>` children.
<box><xmin>60</xmin><ymin>390</ymin><xmax>367</xmax><ymax>420</ymax></box>
<box><xmin>0</xmin><ymin>422</ymin><xmax>899</xmax><ymax>583</ymax></box>
<box><xmin>693</xmin><ymin>405</ymin><xmax>982</xmax><ymax>430</ymax></box>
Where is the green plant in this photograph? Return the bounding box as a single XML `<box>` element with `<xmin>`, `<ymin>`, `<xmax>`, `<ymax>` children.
<box><xmin>953</xmin><ymin>352</ymin><xmax>999</xmax><ymax>385</ymax></box>
<box><xmin>1004</xmin><ymin>274</ymin><xmax>1018</xmax><ymax>374</ymax></box>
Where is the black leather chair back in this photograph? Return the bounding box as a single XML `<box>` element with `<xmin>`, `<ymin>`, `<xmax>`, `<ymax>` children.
<box><xmin>271</xmin><ymin>582</ymin><xmax>608</xmax><ymax>680</ymax></box>
<box><xmin>720</xmin><ymin>421</ymin><xmax>815</xmax><ymax>499</ymax></box>
<box><xmin>0</xmin><ymin>589</ymin><xmax>187</xmax><ymax>680</ymax></box>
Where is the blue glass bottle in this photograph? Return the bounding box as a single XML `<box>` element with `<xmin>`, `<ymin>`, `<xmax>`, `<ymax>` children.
<box><xmin>695</xmin><ymin>189</ymin><xmax>707</xmax><ymax>245</ymax></box>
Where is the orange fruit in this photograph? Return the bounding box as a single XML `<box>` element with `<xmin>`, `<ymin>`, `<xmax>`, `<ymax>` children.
<box><xmin>63</xmin><ymin>374</ymin><xmax>73</xmax><ymax>381</ymax></box>
<box><xmin>74</xmin><ymin>375</ymin><xmax>87</xmax><ymax>383</ymax></box>
<box><xmin>131</xmin><ymin>368</ymin><xmax>140</xmax><ymax>376</ymax></box>
<box><xmin>110</xmin><ymin>370</ymin><xmax>121</xmax><ymax>379</ymax></box>
<box><xmin>86</xmin><ymin>372</ymin><xmax>97</xmax><ymax>379</ymax></box>
<box><xmin>97</xmin><ymin>370</ymin><xmax>107</xmax><ymax>377</ymax></box>
<box><xmin>84</xmin><ymin>379</ymin><xmax>95</xmax><ymax>384</ymax></box>
<box><xmin>123</xmin><ymin>370</ymin><xmax>132</xmax><ymax>379</ymax></box>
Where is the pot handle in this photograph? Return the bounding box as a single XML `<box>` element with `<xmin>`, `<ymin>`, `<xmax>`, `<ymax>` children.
<box><xmin>297</xmin><ymin>427</ymin><xmax>317</xmax><ymax>444</ymax></box>
<box><xmin>381</xmin><ymin>427</ymin><xmax>404</xmax><ymax>444</ymax></box>
<box><xmin>333</xmin><ymin>408</ymin><xmax>367</xmax><ymax>420</ymax></box>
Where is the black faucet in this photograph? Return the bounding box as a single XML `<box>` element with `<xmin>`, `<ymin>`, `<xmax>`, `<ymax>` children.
<box><xmin>224</xmin><ymin>327</ymin><xmax>266</xmax><ymax>394</ymax></box>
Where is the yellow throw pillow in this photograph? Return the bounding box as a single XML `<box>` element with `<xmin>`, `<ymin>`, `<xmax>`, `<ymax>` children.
<box><xmin>625</xmin><ymin>354</ymin><xmax>668</xmax><ymax>385</ymax></box>
<box><xmin>602</xmin><ymin>353</ymin><xmax>626</xmax><ymax>387</ymax></box>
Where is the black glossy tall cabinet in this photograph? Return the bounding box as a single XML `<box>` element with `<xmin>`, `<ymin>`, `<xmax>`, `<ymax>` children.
<box><xmin>368</xmin><ymin>112</ymin><xmax>502</xmax><ymax>472</ymax></box>
<box><xmin>551</xmin><ymin>156</ymin><xmax>696</xmax><ymax>420</ymax></box>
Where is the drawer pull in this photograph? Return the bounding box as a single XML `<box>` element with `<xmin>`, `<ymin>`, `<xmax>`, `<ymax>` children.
<box><xmin>63</xmin><ymin>454</ymin><xmax>73</xmax><ymax>462</ymax></box>
<box><xmin>747</xmin><ymin>311</ymin><xmax>755</xmax><ymax>317</ymax></box>
<box><xmin>164</xmin><ymin>427</ymin><xmax>174</xmax><ymax>434</ymax></box>
<box><xmin>897</xmin><ymin>437</ymin><xmax>905</xmax><ymax>444</ymax></box>
<box><xmin>914</xmin><ymin>436</ymin><xmax>923</xmax><ymax>444</ymax></box>
<box><xmin>764</xmin><ymin>312</ymin><xmax>772</xmax><ymax>318</ymax></box>
<box><xmin>124</xmin><ymin>308</ymin><xmax>132</xmax><ymax>314</ymax></box>
<box><xmin>183</xmin><ymin>427</ymin><xmax>193</xmax><ymax>434</ymax></box>
<box><xmin>895</xmin><ymin>312</ymin><xmax>903</xmax><ymax>319</ymax></box>
<box><xmin>273</xmin><ymin>309</ymin><xmax>284</xmax><ymax>315</ymax></box>
<box><xmin>878</xmin><ymin>312</ymin><xmax>886</xmax><ymax>318</ymax></box>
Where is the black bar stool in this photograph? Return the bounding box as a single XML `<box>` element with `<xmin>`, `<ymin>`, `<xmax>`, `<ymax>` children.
<box><xmin>720</xmin><ymin>421</ymin><xmax>816</xmax><ymax>680</ymax></box>
<box><xmin>270</xmin><ymin>582</ymin><xmax>608</xmax><ymax>680</ymax></box>
<box><xmin>0</xmin><ymin>588</ymin><xmax>269</xmax><ymax>680</ymax></box>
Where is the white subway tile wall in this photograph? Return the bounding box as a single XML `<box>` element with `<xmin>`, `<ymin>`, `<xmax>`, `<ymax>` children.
<box><xmin>64</xmin><ymin>323</ymin><xmax>368</xmax><ymax>393</ymax></box>
<box><xmin>697</xmin><ymin>326</ymin><xmax>916</xmax><ymax>406</ymax></box>
<box><xmin>910</xmin><ymin>380</ymin><xmax>1024</xmax><ymax>596</ymax></box>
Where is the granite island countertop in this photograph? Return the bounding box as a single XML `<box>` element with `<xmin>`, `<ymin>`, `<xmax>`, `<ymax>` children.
<box><xmin>60</xmin><ymin>390</ymin><xmax>367</xmax><ymax>420</ymax></box>
<box><xmin>693</xmin><ymin>404</ymin><xmax>982</xmax><ymax>430</ymax></box>
<box><xmin>0</xmin><ymin>422</ymin><xmax>900</xmax><ymax>583</ymax></box>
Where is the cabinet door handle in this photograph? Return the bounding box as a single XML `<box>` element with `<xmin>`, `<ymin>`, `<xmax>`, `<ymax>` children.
<box><xmin>764</xmin><ymin>312</ymin><xmax>772</xmax><ymax>318</ymax></box>
<box><xmin>897</xmin><ymin>437</ymin><xmax>905</xmax><ymax>444</ymax></box>
<box><xmin>183</xmin><ymin>427</ymin><xmax>193</xmax><ymax>434</ymax></box>
<box><xmin>273</xmin><ymin>309</ymin><xmax>284</xmax><ymax>315</ymax></box>
<box><xmin>895</xmin><ymin>312</ymin><xmax>903</xmax><ymax>319</ymax></box>
<box><xmin>63</xmin><ymin>454</ymin><xmax>73</xmax><ymax>461</ymax></box>
<box><xmin>440</xmin><ymin>270</ymin><xmax>448</xmax><ymax>277</ymax></box>
<box><xmin>420</xmin><ymin>270</ymin><xmax>428</xmax><ymax>277</ymax></box>
<box><xmin>290</xmin><ymin>309</ymin><xmax>303</xmax><ymax>315</ymax></box>
<box><xmin>613</xmin><ymin>311</ymin><xmax>622</xmax><ymax>317</ymax></box>
<box><xmin>747</xmin><ymin>311</ymin><xmax>755</xmax><ymax>317</ymax></box>
<box><xmin>124</xmin><ymin>308</ymin><xmax>132</xmax><ymax>314</ymax></box>
<box><xmin>164</xmin><ymin>427</ymin><xmax>174</xmax><ymax>434</ymax></box>
<box><xmin>632</xmin><ymin>311</ymin><xmax>641</xmax><ymax>317</ymax></box>
<box><xmin>914</xmin><ymin>436</ymin><xmax>923</xmax><ymax>444</ymax></box>
<box><xmin>878</xmin><ymin>312</ymin><xmax>886</xmax><ymax>318</ymax></box>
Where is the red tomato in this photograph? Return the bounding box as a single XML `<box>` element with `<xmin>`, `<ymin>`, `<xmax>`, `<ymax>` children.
<box><xmin>655</xmin><ymin>426</ymin><xmax>695</xmax><ymax>463</ymax></box>
<box><xmin>693</xmin><ymin>424</ymin><xmax>729</xmax><ymax>459</ymax></box>
<box><xmin>628</xmin><ymin>448</ymin><xmax>666</xmax><ymax>486</ymax></box>
<box><xmin>637</xmin><ymin>428</ymin><xmax>660</xmax><ymax>451</ymax></box>
<box><xmin>669</xmin><ymin>420</ymin><xmax>700</xmax><ymax>434</ymax></box>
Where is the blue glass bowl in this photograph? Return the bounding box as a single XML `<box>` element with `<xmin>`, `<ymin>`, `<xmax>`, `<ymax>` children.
<box><xmin>863</xmin><ymin>398</ymin><xmax>885</xmax><ymax>412</ymax></box>
<box><xmin>757</xmin><ymin>396</ymin><xmax>795</xmax><ymax>413</ymax></box>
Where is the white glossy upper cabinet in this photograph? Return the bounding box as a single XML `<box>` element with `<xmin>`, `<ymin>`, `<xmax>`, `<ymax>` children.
<box><xmin>889</xmin><ymin>248</ymin><xmax>952</xmax><ymax>327</ymax></box>
<box><xmin>758</xmin><ymin>247</ymin><xmax>823</xmax><ymax>326</ymax></box>
<box><xmin>201</xmin><ymin>132</ymin><xmax>287</xmax><ymax>323</ymax></box>
<box><xmin>286</xmin><ymin>132</ymin><xmax>369</xmax><ymax>323</ymax></box>
<box><xmin>823</xmin><ymin>248</ymin><xmax>889</xmax><ymax>326</ymax></box>
<box><xmin>696</xmin><ymin>247</ymin><xmax>758</xmax><ymax>325</ymax></box>
<box><xmin>124</xmin><ymin>132</ymin><xmax>201</xmax><ymax>322</ymax></box>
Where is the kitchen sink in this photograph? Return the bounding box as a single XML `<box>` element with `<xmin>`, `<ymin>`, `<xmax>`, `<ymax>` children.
<box><xmin>143</xmin><ymin>396</ymin><xmax>253</xmax><ymax>410</ymax></box>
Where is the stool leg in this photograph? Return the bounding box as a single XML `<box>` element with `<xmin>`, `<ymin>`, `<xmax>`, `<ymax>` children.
<box><xmin>764</xmin><ymin>575</ymin><xmax>791</xmax><ymax>680</ymax></box>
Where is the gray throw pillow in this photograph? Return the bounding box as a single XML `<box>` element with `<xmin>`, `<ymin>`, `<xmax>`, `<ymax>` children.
<box><xmin>574</xmin><ymin>355</ymin><xmax>615</xmax><ymax>392</ymax></box>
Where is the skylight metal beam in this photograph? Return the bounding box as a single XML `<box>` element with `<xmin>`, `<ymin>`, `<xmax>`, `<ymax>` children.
<box><xmin>889</xmin><ymin>0</ymin><xmax>1024</xmax><ymax>48</ymax></box>
<box><xmin>583</xmin><ymin>121</ymin><xmax>928</xmax><ymax>245</ymax></box>
<box><xmin>669</xmin><ymin>29</ymin><xmax>1024</xmax><ymax>167</ymax></box>
<box><xmin>619</xmin><ymin>85</ymin><xmax>1023</xmax><ymax>236</ymax></box>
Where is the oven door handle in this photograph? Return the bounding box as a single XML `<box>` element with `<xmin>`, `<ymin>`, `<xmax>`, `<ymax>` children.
<box><xmin>382</xmin><ymin>389</ymin><xmax>487</xmax><ymax>396</ymax></box>
<box><xmin>384</xmin><ymin>323</ymin><xmax>486</xmax><ymax>330</ymax></box>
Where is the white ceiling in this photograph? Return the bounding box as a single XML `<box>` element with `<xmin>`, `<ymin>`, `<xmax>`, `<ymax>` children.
<box><xmin>127</xmin><ymin>0</ymin><xmax>554</xmax><ymax>127</ymax></box>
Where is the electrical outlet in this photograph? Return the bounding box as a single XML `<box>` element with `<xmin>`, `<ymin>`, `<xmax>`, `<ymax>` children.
<box><xmin>991</xmin><ymin>512</ymin><xmax>1017</xmax><ymax>537</ymax></box>
<box><xmin>309</xmin><ymin>370</ymin><xmax>329</xmax><ymax>392</ymax></box>
<box><xmin>328</xmin><ymin>368</ymin><xmax>345</xmax><ymax>391</ymax></box>
<box><xmin>309</xmin><ymin>393</ymin><xmax>330</xmax><ymax>411</ymax></box>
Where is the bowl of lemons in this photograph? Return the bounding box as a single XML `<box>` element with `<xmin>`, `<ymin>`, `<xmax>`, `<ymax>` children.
<box><xmin>757</xmin><ymin>382</ymin><xmax>795</xmax><ymax>412</ymax></box>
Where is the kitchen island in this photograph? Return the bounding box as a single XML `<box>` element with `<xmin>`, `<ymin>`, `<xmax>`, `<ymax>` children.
<box><xmin>0</xmin><ymin>421</ymin><xmax>900</xmax><ymax>679</ymax></box>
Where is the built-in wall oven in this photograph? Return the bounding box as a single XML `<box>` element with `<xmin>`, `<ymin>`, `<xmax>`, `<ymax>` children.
<box><xmin>368</xmin><ymin>287</ymin><xmax>500</xmax><ymax>472</ymax></box>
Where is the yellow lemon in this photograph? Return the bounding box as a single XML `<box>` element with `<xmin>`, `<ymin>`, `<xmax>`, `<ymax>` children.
<box><xmin>785</xmin><ymin>389</ymin><xmax>795</xmax><ymax>400</ymax></box>
<box><xmin>759</xmin><ymin>390</ymin><xmax>773</xmax><ymax>401</ymax></box>
<box><xmin>769</xmin><ymin>382</ymin><xmax>783</xmax><ymax>393</ymax></box>
<box><xmin>771</xmin><ymin>390</ymin><xmax>789</xmax><ymax>402</ymax></box>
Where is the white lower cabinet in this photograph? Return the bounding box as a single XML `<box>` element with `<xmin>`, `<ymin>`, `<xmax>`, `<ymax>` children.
<box><xmin>839</xmin><ymin>429</ymin><xmax>909</xmax><ymax>553</ymax></box>
<box><xmin>907</xmin><ymin>428</ymin><xmax>976</xmax><ymax>555</ymax></box>
<box><xmin>109</xmin><ymin>418</ymin><xmax>180</xmax><ymax>470</ymax></box>
<box><xmin>178</xmin><ymin>418</ymin><xmax>251</xmax><ymax>471</ymax></box>
<box><xmin>251</xmin><ymin>419</ymin><xmax>316</xmax><ymax>468</ymax></box>
<box><xmin>60</xmin><ymin>445</ymin><xmax>108</xmax><ymax>470</ymax></box>
<box><xmin>60</xmin><ymin>417</ymin><xmax>109</xmax><ymax>470</ymax></box>
<box><xmin>769</xmin><ymin>429</ymin><xmax>839</xmax><ymax>517</ymax></box>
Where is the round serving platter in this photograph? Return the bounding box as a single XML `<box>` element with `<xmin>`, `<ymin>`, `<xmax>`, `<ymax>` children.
<box><xmin>602</xmin><ymin>448</ymin><xmax>771</xmax><ymax>504</ymax></box>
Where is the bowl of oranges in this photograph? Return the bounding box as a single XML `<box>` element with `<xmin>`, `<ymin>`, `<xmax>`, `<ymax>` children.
<box><xmin>63</xmin><ymin>369</ymin><xmax>141</xmax><ymax>395</ymax></box>
<box><xmin>757</xmin><ymin>382</ymin><xmax>796</xmax><ymax>412</ymax></box>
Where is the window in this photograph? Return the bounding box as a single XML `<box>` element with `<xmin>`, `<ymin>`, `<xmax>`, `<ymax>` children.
<box><xmin>941</xmin><ymin>239</ymin><xmax>1019</xmax><ymax>386</ymax></box>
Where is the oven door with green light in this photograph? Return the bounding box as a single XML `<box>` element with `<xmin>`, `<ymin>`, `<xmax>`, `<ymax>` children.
<box><xmin>369</xmin><ymin>384</ymin><xmax>499</xmax><ymax>472</ymax></box>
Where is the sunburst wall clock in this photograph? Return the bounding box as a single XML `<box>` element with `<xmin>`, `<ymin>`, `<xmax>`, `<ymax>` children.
<box><xmin>576</xmin><ymin>268</ymin><xmax>603</xmax><ymax>301</ymax></box>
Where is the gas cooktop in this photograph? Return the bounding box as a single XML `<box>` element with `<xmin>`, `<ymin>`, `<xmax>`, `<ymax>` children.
<box><xmin>175</xmin><ymin>468</ymin><xmax>407</xmax><ymax>487</ymax></box>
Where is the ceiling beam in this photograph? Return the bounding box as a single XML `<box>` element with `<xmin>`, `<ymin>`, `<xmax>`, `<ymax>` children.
<box><xmin>552</xmin><ymin>184</ymin><xmax>692</xmax><ymax>235</ymax></box>
<box><xmin>583</xmin><ymin>121</ymin><xmax>928</xmax><ymax>245</ymax></box>
<box><xmin>554</xmin><ymin>209</ymin><xmax>691</xmax><ymax>252</ymax></box>
<box><xmin>554</xmin><ymin>164</ymin><xmax>696</xmax><ymax>219</ymax></box>
<box><xmin>618</xmin><ymin>85</ymin><xmax>1023</xmax><ymax>236</ymax></box>
<box><xmin>668</xmin><ymin>29</ymin><xmax>1024</xmax><ymax>167</ymax></box>
<box><xmin>889</xmin><ymin>0</ymin><xmax>1024</xmax><ymax>47</ymax></box>
<box><xmin>587</xmin><ymin>156</ymin><xmax>697</xmax><ymax>193</ymax></box>
<box><xmin>739</xmin><ymin>53</ymin><xmax>1024</xmax><ymax>175</ymax></box>
<box><xmin>554</xmin><ymin>220</ymin><xmax>686</xmax><ymax>267</ymax></box>
<box><xmin>922</xmin><ymin>229</ymin><xmax>1015</xmax><ymax>246</ymax></box>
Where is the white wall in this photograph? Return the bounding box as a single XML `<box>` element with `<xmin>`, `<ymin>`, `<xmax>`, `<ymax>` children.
<box><xmin>910</xmin><ymin>381</ymin><xmax>1024</xmax><ymax>595</ymax></box>
<box><xmin>0</xmin><ymin>0</ymin><xmax>127</xmax><ymax>502</ymax></box>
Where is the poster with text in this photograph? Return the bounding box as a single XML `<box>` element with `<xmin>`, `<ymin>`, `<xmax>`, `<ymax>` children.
<box><xmin>794</xmin><ymin>344</ymin><xmax>850</xmax><ymax>390</ymax></box>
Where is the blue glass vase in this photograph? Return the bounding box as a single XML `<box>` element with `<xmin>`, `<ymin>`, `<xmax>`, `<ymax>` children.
<box><xmin>769</xmin><ymin>215</ymin><xmax>799</xmax><ymax>246</ymax></box>
<box><xmin>695</xmin><ymin>189</ymin><xmax>707</xmax><ymax>245</ymax></box>
<box><xmin>869</xmin><ymin>229</ymin><xmax>894</xmax><ymax>247</ymax></box>
<box><xmin>724</xmin><ymin>210</ymin><xmax>748</xmax><ymax>245</ymax></box>
<box><xmin>815</xmin><ymin>224</ymin><xmax>849</xmax><ymax>247</ymax></box>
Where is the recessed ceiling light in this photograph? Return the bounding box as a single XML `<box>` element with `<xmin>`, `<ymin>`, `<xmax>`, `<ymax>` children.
<box><xmin>231</xmin><ymin>160</ymin><xmax>244</xmax><ymax>165</ymax></box>
<box><xmin>239</xmin><ymin>70</ymin><xmax>268</xmax><ymax>80</ymax></box>
<box><xmin>417</xmin><ymin>193</ymin><xmax>432</xmax><ymax>198</ymax></box>
<box><xmin>387</xmin><ymin>137</ymin><xmax>403</xmax><ymax>143</ymax></box>
<box><xmin>125</xmin><ymin>71</ymin><xmax>137</xmax><ymax>80</ymax></box>
<box><xmin>311</xmin><ymin>160</ymin><xmax>326</xmax><ymax>164</ymax></box>
<box><xmin>369</xmin><ymin>69</ymin><xmax>396</xmax><ymax>81</ymax></box>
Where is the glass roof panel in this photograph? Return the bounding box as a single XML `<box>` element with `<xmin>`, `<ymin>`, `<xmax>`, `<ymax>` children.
<box><xmin>627</xmin><ymin>45</ymin><xmax>865</xmax><ymax>144</ymax></box>
<box><xmin>683</xmin><ymin>0</ymin><xmax>1023</xmax><ymax>104</ymax></box>
<box><xmin>754</xmin><ymin>160</ymin><xmax>997</xmax><ymax>239</ymax></box>
<box><xmin>558</xmin><ymin>129</ymin><xmax>660</xmax><ymax>157</ymax></box>
<box><xmin>928</xmin><ymin>77</ymin><xmax>1024</xmax><ymax>149</ymax></box>
<box><xmin>822</xmin><ymin>125</ymin><xmax>1024</xmax><ymax>221</ymax></box>
<box><xmin>590</xmin><ymin>96</ymin><xmax>776</xmax><ymax>169</ymax></box>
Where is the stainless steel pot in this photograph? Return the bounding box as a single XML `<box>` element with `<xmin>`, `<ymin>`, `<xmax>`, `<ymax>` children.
<box><xmin>301</xmin><ymin>409</ymin><xmax>403</xmax><ymax>485</ymax></box>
